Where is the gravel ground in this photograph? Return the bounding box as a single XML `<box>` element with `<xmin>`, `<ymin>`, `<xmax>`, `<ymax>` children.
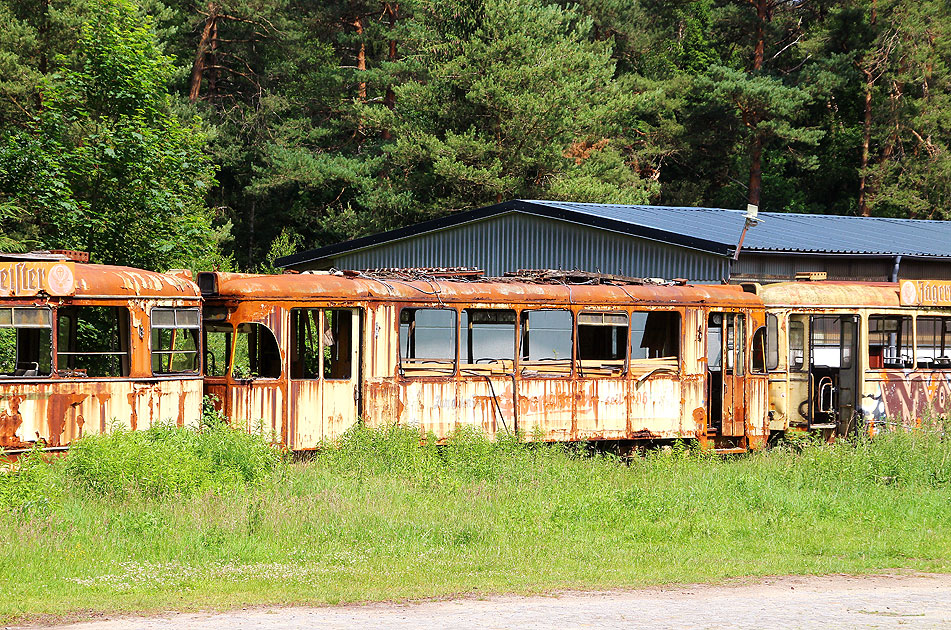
<box><xmin>23</xmin><ymin>573</ymin><xmax>951</xmax><ymax>629</ymax></box>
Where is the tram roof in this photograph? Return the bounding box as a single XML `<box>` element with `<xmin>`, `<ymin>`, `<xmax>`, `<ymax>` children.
<box><xmin>0</xmin><ymin>255</ymin><xmax>200</xmax><ymax>300</ymax></box>
<box><xmin>200</xmin><ymin>271</ymin><xmax>763</xmax><ymax>307</ymax></box>
<box><xmin>758</xmin><ymin>281</ymin><xmax>902</xmax><ymax>308</ymax></box>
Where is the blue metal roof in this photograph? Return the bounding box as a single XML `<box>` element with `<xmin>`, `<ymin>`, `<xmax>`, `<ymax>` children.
<box><xmin>275</xmin><ymin>199</ymin><xmax>951</xmax><ymax>269</ymax></box>
<box><xmin>522</xmin><ymin>200</ymin><xmax>951</xmax><ymax>257</ymax></box>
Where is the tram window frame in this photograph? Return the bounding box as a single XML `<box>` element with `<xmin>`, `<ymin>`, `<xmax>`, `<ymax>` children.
<box><xmin>811</xmin><ymin>315</ymin><xmax>844</xmax><ymax>369</ymax></box>
<box><xmin>399</xmin><ymin>307</ymin><xmax>457</xmax><ymax>376</ymax></box>
<box><xmin>203</xmin><ymin>323</ymin><xmax>232</xmax><ymax>377</ymax></box>
<box><xmin>231</xmin><ymin>322</ymin><xmax>282</xmax><ymax>379</ymax></box>
<box><xmin>868</xmin><ymin>315</ymin><xmax>913</xmax><ymax>369</ymax></box>
<box><xmin>519</xmin><ymin>309</ymin><xmax>572</xmax><ymax>378</ymax></box>
<box><xmin>56</xmin><ymin>305</ymin><xmax>131</xmax><ymax>378</ymax></box>
<box><xmin>915</xmin><ymin>316</ymin><xmax>951</xmax><ymax>369</ymax></box>
<box><xmin>751</xmin><ymin>326</ymin><xmax>768</xmax><ymax>374</ymax></box>
<box><xmin>576</xmin><ymin>311</ymin><xmax>628</xmax><ymax>377</ymax></box>
<box><xmin>461</xmin><ymin>308</ymin><xmax>517</xmax><ymax>373</ymax></box>
<box><xmin>323</xmin><ymin>309</ymin><xmax>355</xmax><ymax>380</ymax></box>
<box><xmin>765</xmin><ymin>313</ymin><xmax>779</xmax><ymax>371</ymax></box>
<box><xmin>150</xmin><ymin>307</ymin><xmax>200</xmax><ymax>375</ymax></box>
<box><xmin>0</xmin><ymin>306</ymin><xmax>53</xmax><ymax>378</ymax></box>
<box><xmin>788</xmin><ymin>318</ymin><xmax>806</xmax><ymax>372</ymax></box>
<box><xmin>630</xmin><ymin>310</ymin><xmax>680</xmax><ymax>373</ymax></box>
<box><xmin>290</xmin><ymin>308</ymin><xmax>321</xmax><ymax>379</ymax></box>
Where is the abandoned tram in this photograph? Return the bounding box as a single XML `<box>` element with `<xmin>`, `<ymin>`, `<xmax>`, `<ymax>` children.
<box><xmin>0</xmin><ymin>252</ymin><xmax>203</xmax><ymax>451</ymax></box>
<box><xmin>196</xmin><ymin>268</ymin><xmax>769</xmax><ymax>451</ymax></box>
<box><xmin>3</xmin><ymin>251</ymin><xmax>951</xmax><ymax>453</ymax></box>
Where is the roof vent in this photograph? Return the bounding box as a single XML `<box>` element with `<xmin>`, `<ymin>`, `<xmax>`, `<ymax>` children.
<box><xmin>795</xmin><ymin>271</ymin><xmax>827</xmax><ymax>281</ymax></box>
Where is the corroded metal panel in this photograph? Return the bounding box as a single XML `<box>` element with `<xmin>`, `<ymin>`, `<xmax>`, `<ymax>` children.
<box><xmin>517</xmin><ymin>379</ymin><xmax>573</xmax><ymax>440</ymax></box>
<box><xmin>289</xmin><ymin>380</ymin><xmax>321</xmax><ymax>450</ymax></box>
<box><xmin>574</xmin><ymin>379</ymin><xmax>628</xmax><ymax>440</ymax></box>
<box><xmin>228</xmin><ymin>381</ymin><xmax>283</xmax><ymax>442</ymax></box>
<box><xmin>0</xmin><ymin>378</ymin><xmax>202</xmax><ymax>449</ymax></box>
<box><xmin>626</xmin><ymin>376</ymin><xmax>682</xmax><ymax>439</ymax></box>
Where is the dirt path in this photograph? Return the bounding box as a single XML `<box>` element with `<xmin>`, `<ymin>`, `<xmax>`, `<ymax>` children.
<box><xmin>27</xmin><ymin>573</ymin><xmax>951</xmax><ymax>629</ymax></box>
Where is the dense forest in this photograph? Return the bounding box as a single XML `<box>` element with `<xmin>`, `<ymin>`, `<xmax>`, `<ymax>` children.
<box><xmin>0</xmin><ymin>0</ymin><xmax>948</xmax><ymax>271</ymax></box>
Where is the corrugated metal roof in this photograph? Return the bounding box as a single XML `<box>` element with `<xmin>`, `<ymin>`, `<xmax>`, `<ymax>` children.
<box><xmin>525</xmin><ymin>200</ymin><xmax>951</xmax><ymax>256</ymax></box>
<box><xmin>275</xmin><ymin>199</ymin><xmax>951</xmax><ymax>269</ymax></box>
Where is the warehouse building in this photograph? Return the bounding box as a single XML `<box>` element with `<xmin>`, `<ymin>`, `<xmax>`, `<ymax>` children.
<box><xmin>275</xmin><ymin>200</ymin><xmax>951</xmax><ymax>283</ymax></box>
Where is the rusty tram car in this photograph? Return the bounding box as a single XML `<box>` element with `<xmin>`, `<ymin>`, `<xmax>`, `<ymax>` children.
<box><xmin>0</xmin><ymin>252</ymin><xmax>203</xmax><ymax>451</ymax></box>
<box><xmin>750</xmin><ymin>278</ymin><xmax>951</xmax><ymax>438</ymax></box>
<box><xmin>7</xmin><ymin>253</ymin><xmax>951</xmax><ymax>454</ymax></box>
<box><xmin>196</xmin><ymin>269</ymin><xmax>770</xmax><ymax>451</ymax></box>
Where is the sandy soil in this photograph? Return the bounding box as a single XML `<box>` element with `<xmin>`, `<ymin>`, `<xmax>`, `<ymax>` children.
<box><xmin>21</xmin><ymin>573</ymin><xmax>951</xmax><ymax>629</ymax></box>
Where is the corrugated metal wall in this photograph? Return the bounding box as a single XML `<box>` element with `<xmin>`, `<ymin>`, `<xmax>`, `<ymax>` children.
<box><xmin>305</xmin><ymin>214</ymin><xmax>730</xmax><ymax>282</ymax></box>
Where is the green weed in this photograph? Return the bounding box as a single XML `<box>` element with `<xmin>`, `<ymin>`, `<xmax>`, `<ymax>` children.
<box><xmin>0</xmin><ymin>423</ymin><xmax>950</xmax><ymax>622</ymax></box>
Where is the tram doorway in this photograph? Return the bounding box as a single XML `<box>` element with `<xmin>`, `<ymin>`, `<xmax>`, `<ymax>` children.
<box><xmin>707</xmin><ymin>312</ymin><xmax>747</xmax><ymax>438</ymax></box>
<box><xmin>788</xmin><ymin>314</ymin><xmax>859</xmax><ymax>434</ymax></box>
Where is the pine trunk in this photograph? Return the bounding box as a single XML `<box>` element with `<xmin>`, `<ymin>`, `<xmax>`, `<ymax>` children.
<box><xmin>189</xmin><ymin>3</ymin><xmax>218</xmax><ymax>102</ymax></box>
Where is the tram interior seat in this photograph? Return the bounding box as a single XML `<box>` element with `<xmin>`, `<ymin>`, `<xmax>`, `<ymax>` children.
<box><xmin>13</xmin><ymin>362</ymin><xmax>39</xmax><ymax>377</ymax></box>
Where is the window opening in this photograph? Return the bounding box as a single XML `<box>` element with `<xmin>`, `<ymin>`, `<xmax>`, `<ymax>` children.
<box><xmin>399</xmin><ymin>308</ymin><xmax>456</xmax><ymax>376</ymax></box>
<box><xmin>232</xmin><ymin>322</ymin><xmax>281</xmax><ymax>379</ymax></box>
<box><xmin>290</xmin><ymin>309</ymin><xmax>321</xmax><ymax>379</ymax></box>
<box><xmin>461</xmin><ymin>309</ymin><xmax>516</xmax><ymax>373</ymax></box>
<box><xmin>751</xmin><ymin>326</ymin><xmax>767</xmax><ymax>374</ymax></box>
<box><xmin>788</xmin><ymin>318</ymin><xmax>806</xmax><ymax>372</ymax></box>
<box><xmin>520</xmin><ymin>309</ymin><xmax>572</xmax><ymax>377</ymax></box>
<box><xmin>150</xmin><ymin>307</ymin><xmax>200</xmax><ymax>374</ymax></box>
<box><xmin>915</xmin><ymin>317</ymin><xmax>951</xmax><ymax>369</ymax></box>
<box><xmin>0</xmin><ymin>307</ymin><xmax>52</xmax><ymax>377</ymax></box>
<box><xmin>323</xmin><ymin>309</ymin><xmax>354</xmax><ymax>380</ymax></box>
<box><xmin>630</xmin><ymin>311</ymin><xmax>680</xmax><ymax>373</ymax></box>
<box><xmin>56</xmin><ymin>306</ymin><xmax>130</xmax><ymax>377</ymax></box>
<box><xmin>811</xmin><ymin>316</ymin><xmax>844</xmax><ymax>368</ymax></box>
<box><xmin>707</xmin><ymin>313</ymin><xmax>723</xmax><ymax>371</ymax></box>
<box><xmin>766</xmin><ymin>313</ymin><xmax>779</xmax><ymax>371</ymax></box>
<box><xmin>203</xmin><ymin>323</ymin><xmax>232</xmax><ymax>377</ymax></box>
<box><xmin>577</xmin><ymin>311</ymin><xmax>628</xmax><ymax>377</ymax></box>
<box><xmin>868</xmin><ymin>315</ymin><xmax>912</xmax><ymax>369</ymax></box>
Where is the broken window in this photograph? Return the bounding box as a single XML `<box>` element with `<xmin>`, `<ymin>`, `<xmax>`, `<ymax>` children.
<box><xmin>630</xmin><ymin>311</ymin><xmax>680</xmax><ymax>374</ymax></box>
<box><xmin>520</xmin><ymin>309</ymin><xmax>572</xmax><ymax>377</ymax></box>
<box><xmin>150</xmin><ymin>307</ymin><xmax>200</xmax><ymax>374</ymax></box>
<box><xmin>290</xmin><ymin>309</ymin><xmax>321</xmax><ymax>379</ymax></box>
<box><xmin>203</xmin><ymin>323</ymin><xmax>232</xmax><ymax>377</ymax></box>
<box><xmin>399</xmin><ymin>308</ymin><xmax>456</xmax><ymax>376</ymax></box>
<box><xmin>577</xmin><ymin>311</ymin><xmax>628</xmax><ymax>377</ymax></box>
<box><xmin>323</xmin><ymin>309</ymin><xmax>355</xmax><ymax>380</ymax></box>
<box><xmin>751</xmin><ymin>326</ymin><xmax>767</xmax><ymax>374</ymax></box>
<box><xmin>0</xmin><ymin>307</ymin><xmax>52</xmax><ymax>377</ymax></box>
<box><xmin>56</xmin><ymin>306</ymin><xmax>130</xmax><ymax>377</ymax></box>
<box><xmin>231</xmin><ymin>322</ymin><xmax>282</xmax><ymax>379</ymax></box>
<box><xmin>915</xmin><ymin>317</ymin><xmax>951</xmax><ymax>369</ymax></box>
<box><xmin>868</xmin><ymin>315</ymin><xmax>912</xmax><ymax>369</ymax></box>
<box><xmin>461</xmin><ymin>309</ymin><xmax>516</xmax><ymax>373</ymax></box>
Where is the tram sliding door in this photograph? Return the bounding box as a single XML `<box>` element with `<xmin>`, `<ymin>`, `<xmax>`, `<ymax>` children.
<box><xmin>707</xmin><ymin>312</ymin><xmax>746</xmax><ymax>438</ymax></box>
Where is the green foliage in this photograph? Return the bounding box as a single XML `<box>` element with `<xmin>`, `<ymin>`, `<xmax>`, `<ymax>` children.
<box><xmin>0</xmin><ymin>0</ymin><xmax>224</xmax><ymax>270</ymax></box>
<box><xmin>0</xmin><ymin>415</ymin><xmax>281</xmax><ymax>506</ymax></box>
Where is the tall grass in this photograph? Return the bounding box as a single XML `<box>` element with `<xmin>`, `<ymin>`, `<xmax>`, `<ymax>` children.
<box><xmin>0</xmin><ymin>421</ymin><xmax>949</xmax><ymax>622</ymax></box>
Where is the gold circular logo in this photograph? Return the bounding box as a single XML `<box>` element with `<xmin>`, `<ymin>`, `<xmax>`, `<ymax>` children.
<box><xmin>900</xmin><ymin>280</ymin><xmax>918</xmax><ymax>305</ymax></box>
<box><xmin>47</xmin><ymin>264</ymin><xmax>74</xmax><ymax>295</ymax></box>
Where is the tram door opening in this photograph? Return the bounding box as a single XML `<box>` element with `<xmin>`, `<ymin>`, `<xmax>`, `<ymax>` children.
<box><xmin>789</xmin><ymin>314</ymin><xmax>859</xmax><ymax>433</ymax></box>
<box><xmin>707</xmin><ymin>312</ymin><xmax>746</xmax><ymax>437</ymax></box>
